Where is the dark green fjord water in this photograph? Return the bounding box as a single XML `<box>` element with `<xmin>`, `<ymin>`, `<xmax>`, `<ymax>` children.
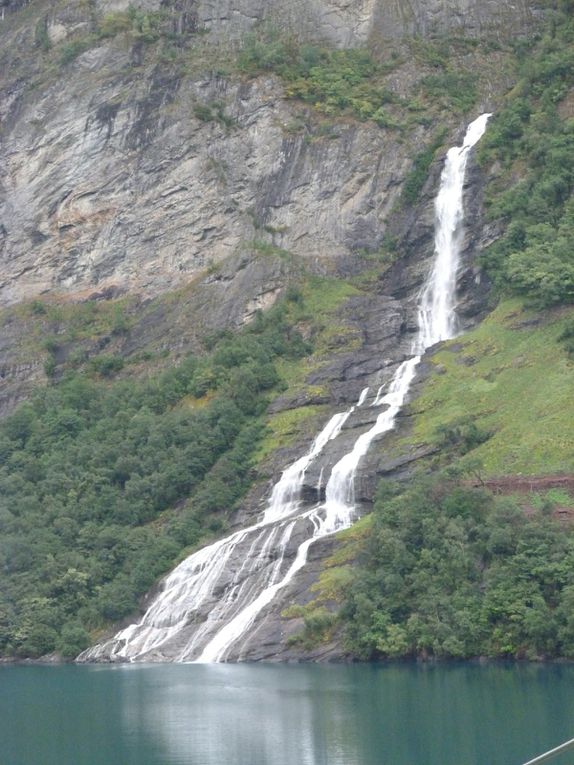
<box><xmin>2</xmin><ymin>663</ymin><xmax>574</xmax><ymax>765</ymax></box>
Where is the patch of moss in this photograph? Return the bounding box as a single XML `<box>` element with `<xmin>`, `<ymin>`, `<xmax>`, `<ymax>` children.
<box><xmin>280</xmin><ymin>515</ymin><xmax>374</xmax><ymax>649</ymax></box>
<box><xmin>253</xmin><ymin>274</ymin><xmax>364</xmax><ymax>466</ymax></box>
<box><xmin>255</xmin><ymin>405</ymin><xmax>328</xmax><ymax>463</ymax></box>
<box><xmin>299</xmin><ymin>274</ymin><xmax>361</xmax><ymax>315</ymax></box>
<box><xmin>273</xmin><ymin>275</ymin><xmax>363</xmax><ymax>389</ymax></box>
<box><xmin>401</xmin><ymin>127</ymin><xmax>448</xmax><ymax>205</ymax></box>
<box><xmin>529</xmin><ymin>488</ymin><xmax>574</xmax><ymax>512</ymax></box>
<box><xmin>309</xmin><ymin>515</ymin><xmax>374</xmax><ymax>602</ymax></box>
<box><xmin>15</xmin><ymin>297</ymin><xmax>133</xmax><ymax>345</ymax></box>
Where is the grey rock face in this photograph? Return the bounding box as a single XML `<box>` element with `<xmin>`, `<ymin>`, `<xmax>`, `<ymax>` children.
<box><xmin>92</xmin><ymin>0</ymin><xmax>540</xmax><ymax>46</ymax></box>
<box><xmin>0</xmin><ymin>56</ymin><xmax>417</xmax><ymax>306</ymax></box>
<box><xmin>0</xmin><ymin>1</ymin><xmax>28</xmax><ymax>11</ymax></box>
<box><xmin>193</xmin><ymin>0</ymin><xmax>379</xmax><ymax>47</ymax></box>
<box><xmin>0</xmin><ymin>0</ymin><xmax>543</xmax><ymax>49</ymax></box>
<box><xmin>371</xmin><ymin>0</ymin><xmax>541</xmax><ymax>41</ymax></box>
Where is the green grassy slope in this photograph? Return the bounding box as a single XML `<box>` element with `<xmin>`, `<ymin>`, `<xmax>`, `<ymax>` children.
<box><xmin>404</xmin><ymin>300</ymin><xmax>574</xmax><ymax>477</ymax></box>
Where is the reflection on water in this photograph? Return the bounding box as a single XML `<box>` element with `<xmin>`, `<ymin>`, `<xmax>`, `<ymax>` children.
<box><xmin>2</xmin><ymin>663</ymin><xmax>574</xmax><ymax>765</ymax></box>
<box><xmin>119</xmin><ymin>664</ymin><xmax>358</xmax><ymax>765</ymax></box>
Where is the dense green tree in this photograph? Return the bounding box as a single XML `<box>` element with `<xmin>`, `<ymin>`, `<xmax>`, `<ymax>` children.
<box><xmin>480</xmin><ymin>8</ymin><xmax>574</xmax><ymax>307</ymax></box>
<box><xmin>342</xmin><ymin>477</ymin><xmax>574</xmax><ymax>660</ymax></box>
<box><xmin>0</xmin><ymin>297</ymin><xmax>309</xmax><ymax>658</ymax></box>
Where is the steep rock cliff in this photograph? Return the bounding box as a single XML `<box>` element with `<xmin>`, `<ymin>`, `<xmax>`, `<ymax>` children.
<box><xmin>1</xmin><ymin>0</ymin><xmax>541</xmax><ymax>45</ymax></box>
<box><xmin>0</xmin><ymin>0</ymin><xmax>537</xmax><ymax>308</ymax></box>
<box><xmin>0</xmin><ymin>66</ymin><xmax>417</xmax><ymax>305</ymax></box>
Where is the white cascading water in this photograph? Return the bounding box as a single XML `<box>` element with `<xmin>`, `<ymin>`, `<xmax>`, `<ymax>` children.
<box><xmin>79</xmin><ymin>391</ymin><xmax>368</xmax><ymax>662</ymax></box>
<box><xmin>78</xmin><ymin>114</ymin><xmax>490</xmax><ymax>664</ymax></box>
<box><xmin>418</xmin><ymin>113</ymin><xmax>492</xmax><ymax>347</ymax></box>
<box><xmin>327</xmin><ymin>112</ymin><xmax>493</xmax><ymax>516</ymax></box>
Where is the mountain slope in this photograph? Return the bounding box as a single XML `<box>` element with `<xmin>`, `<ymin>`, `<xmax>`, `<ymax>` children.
<box><xmin>1</xmin><ymin>0</ymin><xmax>573</xmax><ymax>662</ymax></box>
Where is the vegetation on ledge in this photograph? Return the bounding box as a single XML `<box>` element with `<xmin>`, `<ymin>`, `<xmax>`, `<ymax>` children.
<box><xmin>342</xmin><ymin>476</ymin><xmax>574</xmax><ymax>661</ymax></box>
<box><xmin>398</xmin><ymin>300</ymin><xmax>574</xmax><ymax>478</ymax></box>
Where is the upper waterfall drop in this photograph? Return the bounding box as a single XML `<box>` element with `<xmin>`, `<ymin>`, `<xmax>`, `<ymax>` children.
<box><xmin>77</xmin><ymin>114</ymin><xmax>490</xmax><ymax>665</ymax></box>
<box><xmin>418</xmin><ymin>112</ymin><xmax>492</xmax><ymax>349</ymax></box>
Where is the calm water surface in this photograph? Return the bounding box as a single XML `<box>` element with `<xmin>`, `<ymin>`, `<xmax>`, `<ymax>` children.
<box><xmin>1</xmin><ymin>663</ymin><xmax>574</xmax><ymax>765</ymax></box>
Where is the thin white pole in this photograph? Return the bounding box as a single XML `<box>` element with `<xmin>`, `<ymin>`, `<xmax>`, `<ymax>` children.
<box><xmin>521</xmin><ymin>737</ymin><xmax>574</xmax><ymax>765</ymax></box>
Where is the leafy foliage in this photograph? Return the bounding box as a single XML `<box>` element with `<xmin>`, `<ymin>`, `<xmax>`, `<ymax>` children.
<box><xmin>97</xmin><ymin>8</ymin><xmax>168</xmax><ymax>43</ymax></box>
<box><xmin>433</xmin><ymin>416</ymin><xmax>492</xmax><ymax>456</ymax></box>
<box><xmin>58</xmin><ymin>7</ymin><xmax>182</xmax><ymax>65</ymax></box>
<box><xmin>420</xmin><ymin>71</ymin><xmax>478</xmax><ymax>114</ymax></box>
<box><xmin>343</xmin><ymin>477</ymin><xmax>574</xmax><ymax>660</ymax></box>
<box><xmin>401</xmin><ymin>128</ymin><xmax>448</xmax><ymax>205</ymax></box>
<box><xmin>0</xmin><ymin>301</ymin><xmax>309</xmax><ymax>658</ymax></box>
<box><xmin>480</xmin><ymin>9</ymin><xmax>574</xmax><ymax>307</ymax></box>
<box><xmin>34</xmin><ymin>17</ymin><xmax>51</xmax><ymax>52</ymax></box>
<box><xmin>238</xmin><ymin>30</ymin><xmax>400</xmax><ymax>124</ymax></box>
<box><xmin>60</xmin><ymin>38</ymin><xmax>95</xmax><ymax>65</ymax></box>
<box><xmin>286</xmin><ymin>606</ymin><xmax>336</xmax><ymax>649</ymax></box>
<box><xmin>193</xmin><ymin>101</ymin><xmax>236</xmax><ymax>129</ymax></box>
<box><xmin>558</xmin><ymin>316</ymin><xmax>574</xmax><ymax>354</ymax></box>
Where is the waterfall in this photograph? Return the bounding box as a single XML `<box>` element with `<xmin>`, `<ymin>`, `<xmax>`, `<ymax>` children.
<box><xmin>324</xmin><ymin>113</ymin><xmax>492</xmax><ymax>519</ymax></box>
<box><xmin>78</xmin><ymin>392</ymin><xmax>368</xmax><ymax>663</ymax></box>
<box><xmin>78</xmin><ymin>114</ymin><xmax>490</xmax><ymax>664</ymax></box>
<box><xmin>418</xmin><ymin>113</ymin><xmax>492</xmax><ymax>348</ymax></box>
